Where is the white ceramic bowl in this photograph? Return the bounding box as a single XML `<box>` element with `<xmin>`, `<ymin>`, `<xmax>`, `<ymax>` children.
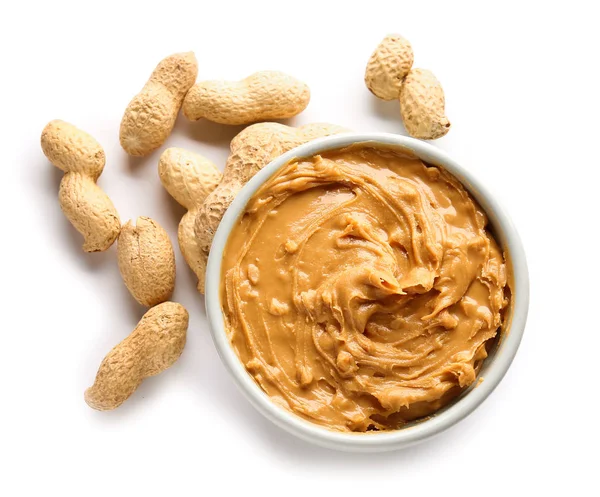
<box><xmin>206</xmin><ymin>133</ymin><xmax>529</xmax><ymax>452</ymax></box>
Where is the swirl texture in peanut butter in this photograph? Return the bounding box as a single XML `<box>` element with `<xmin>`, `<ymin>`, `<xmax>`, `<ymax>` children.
<box><xmin>221</xmin><ymin>145</ymin><xmax>509</xmax><ymax>432</ymax></box>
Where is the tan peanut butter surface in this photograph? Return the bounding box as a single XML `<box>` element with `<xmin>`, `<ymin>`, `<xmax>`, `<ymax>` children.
<box><xmin>221</xmin><ymin>145</ymin><xmax>509</xmax><ymax>432</ymax></box>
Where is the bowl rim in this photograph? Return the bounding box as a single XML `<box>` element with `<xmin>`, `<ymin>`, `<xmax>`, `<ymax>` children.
<box><xmin>205</xmin><ymin>132</ymin><xmax>529</xmax><ymax>452</ymax></box>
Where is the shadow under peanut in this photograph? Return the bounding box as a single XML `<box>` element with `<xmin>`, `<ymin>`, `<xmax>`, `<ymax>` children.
<box><xmin>369</xmin><ymin>95</ymin><xmax>407</xmax><ymax>127</ymax></box>
<box><xmin>175</xmin><ymin>115</ymin><xmax>246</xmax><ymax>147</ymax></box>
<box><xmin>159</xmin><ymin>187</ymin><xmax>186</xmax><ymax>231</ymax></box>
<box><xmin>124</xmin><ymin>150</ymin><xmax>159</xmax><ymax>176</ymax></box>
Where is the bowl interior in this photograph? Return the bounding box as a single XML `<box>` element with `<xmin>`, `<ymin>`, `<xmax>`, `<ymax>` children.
<box><xmin>205</xmin><ymin>133</ymin><xmax>529</xmax><ymax>452</ymax></box>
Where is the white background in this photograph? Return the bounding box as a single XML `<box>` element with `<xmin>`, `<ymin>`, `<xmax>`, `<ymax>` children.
<box><xmin>1</xmin><ymin>0</ymin><xmax>598</xmax><ymax>495</ymax></box>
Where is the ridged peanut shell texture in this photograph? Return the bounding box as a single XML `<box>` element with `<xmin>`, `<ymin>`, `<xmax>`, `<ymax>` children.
<box><xmin>41</xmin><ymin>120</ymin><xmax>120</xmax><ymax>252</ymax></box>
<box><xmin>194</xmin><ymin>122</ymin><xmax>349</xmax><ymax>292</ymax></box>
<box><xmin>400</xmin><ymin>68</ymin><xmax>451</xmax><ymax>140</ymax></box>
<box><xmin>158</xmin><ymin>148</ymin><xmax>222</xmax><ymax>289</ymax></box>
<box><xmin>85</xmin><ymin>302</ymin><xmax>188</xmax><ymax>411</ymax></box>
<box><xmin>120</xmin><ymin>52</ymin><xmax>198</xmax><ymax>156</ymax></box>
<box><xmin>182</xmin><ymin>71</ymin><xmax>310</xmax><ymax>125</ymax></box>
<box><xmin>58</xmin><ymin>174</ymin><xmax>121</xmax><ymax>252</ymax></box>
<box><xmin>41</xmin><ymin>120</ymin><xmax>105</xmax><ymax>178</ymax></box>
<box><xmin>117</xmin><ymin>217</ymin><xmax>176</xmax><ymax>307</ymax></box>
<box><xmin>365</xmin><ymin>34</ymin><xmax>414</xmax><ymax>100</ymax></box>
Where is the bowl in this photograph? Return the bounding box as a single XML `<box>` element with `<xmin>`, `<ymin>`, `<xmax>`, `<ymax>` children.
<box><xmin>205</xmin><ymin>133</ymin><xmax>529</xmax><ymax>452</ymax></box>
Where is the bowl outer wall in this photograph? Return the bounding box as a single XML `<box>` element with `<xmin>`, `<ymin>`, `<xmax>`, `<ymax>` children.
<box><xmin>205</xmin><ymin>132</ymin><xmax>530</xmax><ymax>452</ymax></box>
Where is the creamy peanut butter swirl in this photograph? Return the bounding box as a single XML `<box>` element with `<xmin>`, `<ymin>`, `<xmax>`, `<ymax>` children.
<box><xmin>221</xmin><ymin>145</ymin><xmax>509</xmax><ymax>432</ymax></box>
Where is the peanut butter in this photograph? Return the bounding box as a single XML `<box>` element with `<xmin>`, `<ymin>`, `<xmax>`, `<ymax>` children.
<box><xmin>221</xmin><ymin>145</ymin><xmax>509</xmax><ymax>432</ymax></box>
